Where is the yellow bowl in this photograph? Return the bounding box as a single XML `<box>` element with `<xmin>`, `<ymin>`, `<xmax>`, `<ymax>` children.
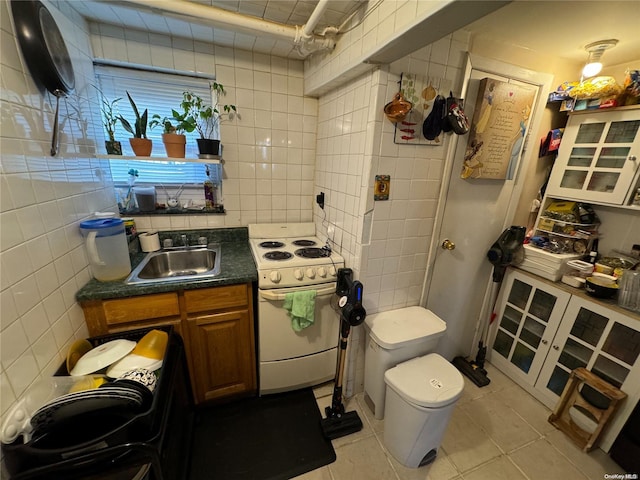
<box><xmin>132</xmin><ymin>329</ymin><xmax>169</xmax><ymax>360</ymax></box>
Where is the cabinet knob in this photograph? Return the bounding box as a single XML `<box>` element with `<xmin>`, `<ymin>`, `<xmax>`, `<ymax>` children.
<box><xmin>541</xmin><ymin>339</ymin><xmax>548</xmax><ymax>345</ymax></box>
<box><xmin>552</xmin><ymin>345</ymin><xmax>559</xmax><ymax>350</ymax></box>
<box><xmin>629</xmin><ymin>155</ymin><xmax>637</xmax><ymax>161</ymax></box>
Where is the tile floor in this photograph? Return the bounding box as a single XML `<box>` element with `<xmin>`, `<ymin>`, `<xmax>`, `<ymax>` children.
<box><xmin>297</xmin><ymin>362</ymin><xmax>626</xmax><ymax>480</ymax></box>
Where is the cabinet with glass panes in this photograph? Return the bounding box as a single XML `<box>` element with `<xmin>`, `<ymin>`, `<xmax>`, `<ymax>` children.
<box><xmin>489</xmin><ymin>268</ymin><xmax>640</xmax><ymax>452</ymax></box>
<box><xmin>546</xmin><ymin>107</ymin><xmax>640</xmax><ymax>207</ymax></box>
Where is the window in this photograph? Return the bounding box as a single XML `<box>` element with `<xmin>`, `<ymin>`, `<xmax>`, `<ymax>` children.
<box><xmin>94</xmin><ymin>64</ymin><xmax>219</xmax><ymax>186</ymax></box>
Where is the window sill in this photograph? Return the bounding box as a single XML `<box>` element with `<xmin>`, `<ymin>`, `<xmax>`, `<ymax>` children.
<box><xmin>120</xmin><ymin>206</ymin><xmax>225</xmax><ymax>216</ymax></box>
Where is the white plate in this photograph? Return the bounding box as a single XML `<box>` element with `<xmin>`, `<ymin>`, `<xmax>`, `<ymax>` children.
<box><xmin>106</xmin><ymin>353</ymin><xmax>163</xmax><ymax>378</ymax></box>
<box><xmin>70</xmin><ymin>339</ymin><xmax>136</xmax><ymax>376</ymax></box>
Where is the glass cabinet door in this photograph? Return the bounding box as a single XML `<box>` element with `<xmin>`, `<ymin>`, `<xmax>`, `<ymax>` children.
<box><xmin>491</xmin><ymin>270</ymin><xmax>570</xmax><ymax>385</ymax></box>
<box><xmin>537</xmin><ymin>296</ymin><xmax>640</xmax><ymax>408</ymax></box>
<box><xmin>547</xmin><ymin>110</ymin><xmax>640</xmax><ymax>204</ymax></box>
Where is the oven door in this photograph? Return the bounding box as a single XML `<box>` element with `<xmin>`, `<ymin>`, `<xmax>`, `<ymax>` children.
<box><xmin>258</xmin><ymin>283</ymin><xmax>340</xmax><ymax>394</ymax></box>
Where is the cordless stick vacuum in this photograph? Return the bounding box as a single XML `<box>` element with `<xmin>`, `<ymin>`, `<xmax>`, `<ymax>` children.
<box><xmin>453</xmin><ymin>226</ymin><xmax>526</xmax><ymax>387</ymax></box>
<box><xmin>321</xmin><ymin>268</ymin><xmax>366</xmax><ymax>440</ymax></box>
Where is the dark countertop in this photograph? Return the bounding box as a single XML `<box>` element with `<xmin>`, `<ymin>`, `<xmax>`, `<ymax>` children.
<box><xmin>512</xmin><ymin>267</ymin><xmax>640</xmax><ymax>320</ymax></box>
<box><xmin>75</xmin><ymin>227</ymin><xmax>257</xmax><ymax>302</ymax></box>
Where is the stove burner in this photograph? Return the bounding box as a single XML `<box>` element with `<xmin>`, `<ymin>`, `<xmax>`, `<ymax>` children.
<box><xmin>264</xmin><ymin>251</ymin><xmax>293</xmax><ymax>261</ymax></box>
<box><xmin>292</xmin><ymin>239</ymin><xmax>317</xmax><ymax>247</ymax></box>
<box><xmin>259</xmin><ymin>241</ymin><xmax>285</xmax><ymax>249</ymax></box>
<box><xmin>295</xmin><ymin>248</ymin><xmax>330</xmax><ymax>259</ymax></box>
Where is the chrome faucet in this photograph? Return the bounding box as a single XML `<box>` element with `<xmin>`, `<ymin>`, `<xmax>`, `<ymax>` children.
<box><xmin>181</xmin><ymin>234</ymin><xmax>189</xmax><ymax>248</ymax></box>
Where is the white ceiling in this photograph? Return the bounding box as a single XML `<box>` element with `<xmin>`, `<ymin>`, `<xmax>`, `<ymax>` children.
<box><xmin>465</xmin><ymin>1</ymin><xmax>640</xmax><ymax>68</ymax></box>
<box><xmin>71</xmin><ymin>1</ymin><xmax>640</xmax><ymax>66</ymax></box>
<box><xmin>71</xmin><ymin>0</ymin><xmax>364</xmax><ymax>58</ymax></box>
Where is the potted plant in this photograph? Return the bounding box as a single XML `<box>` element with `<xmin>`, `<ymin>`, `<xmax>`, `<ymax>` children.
<box><xmin>100</xmin><ymin>95</ymin><xmax>122</xmax><ymax>155</ymax></box>
<box><xmin>149</xmin><ymin>107</ymin><xmax>196</xmax><ymax>159</ymax></box>
<box><xmin>118</xmin><ymin>91</ymin><xmax>151</xmax><ymax>156</ymax></box>
<box><xmin>182</xmin><ymin>82</ymin><xmax>237</xmax><ymax>156</ymax></box>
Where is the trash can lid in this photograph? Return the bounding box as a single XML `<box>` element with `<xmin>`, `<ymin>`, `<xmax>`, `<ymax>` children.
<box><xmin>364</xmin><ymin>306</ymin><xmax>446</xmax><ymax>349</ymax></box>
<box><xmin>384</xmin><ymin>353</ymin><xmax>464</xmax><ymax>408</ymax></box>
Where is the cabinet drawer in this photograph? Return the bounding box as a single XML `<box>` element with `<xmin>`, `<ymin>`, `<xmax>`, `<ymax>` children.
<box><xmin>102</xmin><ymin>293</ymin><xmax>180</xmax><ymax>325</ymax></box>
<box><xmin>184</xmin><ymin>284</ymin><xmax>248</xmax><ymax>313</ymax></box>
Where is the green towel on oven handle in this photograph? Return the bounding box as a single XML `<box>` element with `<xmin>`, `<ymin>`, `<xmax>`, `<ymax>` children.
<box><xmin>283</xmin><ymin>290</ymin><xmax>317</xmax><ymax>331</ymax></box>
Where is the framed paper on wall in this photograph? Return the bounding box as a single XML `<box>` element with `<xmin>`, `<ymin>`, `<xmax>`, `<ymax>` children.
<box><xmin>461</xmin><ymin>78</ymin><xmax>536</xmax><ymax>180</ymax></box>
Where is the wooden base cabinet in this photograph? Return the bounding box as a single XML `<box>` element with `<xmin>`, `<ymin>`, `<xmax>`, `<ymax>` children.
<box><xmin>185</xmin><ymin>285</ymin><xmax>256</xmax><ymax>403</ymax></box>
<box><xmin>80</xmin><ymin>283</ymin><xmax>256</xmax><ymax>404</ymax></box>
<box><xmin>489</xmin><ymin>269</ymin><xmax>640</xmax><ymax>451</ymax></box>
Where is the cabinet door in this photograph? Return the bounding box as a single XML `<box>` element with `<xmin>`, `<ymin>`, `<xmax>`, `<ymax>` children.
<box><xmin>490</xmin><ymin>270</ymin><xmax>571</xmax><ymax>387</ymax></box>
<box><xmin>536</xmin><ymin>297</ymin><xmax>640</xmax><ymax>408</ymax></box>
<box><xmin>187</xmin><ymin>309</ymin><xmax>256</xmax><ymax>403</ymax></box>
<box><xmin>535</xmin><ymin>297</ymin><xmax>640</xmax><ymax>450</ymax></box>
<box><xmin>546</xmin><ymin>109</ymin><xmax>640</xmax><ymax>204</ymax></box>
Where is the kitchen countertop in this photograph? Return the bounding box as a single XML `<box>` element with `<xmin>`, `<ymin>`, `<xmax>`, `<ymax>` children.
<box><xmin>512</xmin><ymin>267</ymin><xmax>640</xmax><ymax>320</ymax></box>
<box><xmin>75</xmin><ymin>227</ymin><xmax>257</xmax><ymax>302</ymax></box>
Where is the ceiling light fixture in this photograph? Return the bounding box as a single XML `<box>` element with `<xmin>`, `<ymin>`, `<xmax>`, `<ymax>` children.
<box><xmin>581</xmin><ymin>39</ymin><xmax>618</xmax><ymax>79</ymax></box>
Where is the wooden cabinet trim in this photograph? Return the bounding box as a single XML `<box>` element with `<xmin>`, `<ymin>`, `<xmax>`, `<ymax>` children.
<box><xmin>102</xmin><ymin>292</ymin><xmax>180</xmax><ymax>325</ymax></box>
<box><xmin>184</xmin><ymin>284</ymin><xmax>248</xmax><ymax>313</ymax></box>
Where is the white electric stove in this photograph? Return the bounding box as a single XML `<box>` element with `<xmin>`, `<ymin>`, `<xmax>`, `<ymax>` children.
<box><xmin>248</xmin><ymin>223</ymin><xmax>345</xmax><ymax>395</ymax></box>
<box><xmin>248</xmin><ymin>223</ymin><xmax>345</xmax><ymax>289</ymax></box>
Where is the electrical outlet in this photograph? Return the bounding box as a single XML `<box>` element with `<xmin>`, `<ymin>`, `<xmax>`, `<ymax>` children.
<box><xmin>316</xmin><ymin>192</ymin><xmax>325</xmax><ymax>209</ymax></box>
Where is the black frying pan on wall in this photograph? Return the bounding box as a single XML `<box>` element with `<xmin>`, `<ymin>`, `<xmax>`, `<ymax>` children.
<box><xmin>11</xmin><ymin>0</ymin><xmax>75</xmax><ymax>156</ymax></box>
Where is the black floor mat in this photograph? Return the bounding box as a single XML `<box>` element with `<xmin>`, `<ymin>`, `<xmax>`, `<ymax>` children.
<box><xmin>188</xmin><ymin>388</ymin><xmax>336</xmax><ymax>480</ymax></box>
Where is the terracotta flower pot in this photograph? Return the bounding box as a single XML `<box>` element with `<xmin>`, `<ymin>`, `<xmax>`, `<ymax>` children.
<box><xmin>162</xmin><ymin>133</ymin><xmax>186</xmax><ymax>158</ymax></box>
<box><xmin>196</xmin><ymin>138</ymin><xmax>220</xmax><ymax>156</ymax></box>
<box><xmin>129</xmin><ymin>138</ymin><xmax>152</xmax><ymax>156</ymax></box>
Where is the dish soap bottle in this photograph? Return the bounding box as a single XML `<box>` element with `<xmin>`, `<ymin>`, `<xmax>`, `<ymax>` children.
<box><xmin>204</xmin><ymin>165</ymin><xmax>215</xmax><ymax>209</ymax></box>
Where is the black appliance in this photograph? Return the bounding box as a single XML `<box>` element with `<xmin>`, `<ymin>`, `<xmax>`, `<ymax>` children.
<box><xmin>1</xmin><ymin>326</ymin><xmax>194</xmax><ymax>479</ymax></box>
<box><xmin>609</xmin><ymin>400</ymin><xmax>640</xmax><ymax>473</ymax></box>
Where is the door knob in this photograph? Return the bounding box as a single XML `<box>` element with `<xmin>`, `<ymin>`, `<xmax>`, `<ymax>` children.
<box><xmin>441</xmin><ymin>239</ymin><xmax>456</xmax><ymax>250</ymax></box>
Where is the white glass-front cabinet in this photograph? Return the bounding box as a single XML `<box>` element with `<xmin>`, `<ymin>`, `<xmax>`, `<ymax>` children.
<box><xmin>546</xmin><ymin>108</ymin><xmax>640</xmax><ymax>205</ymax></box>
<box><xmin>489</xmin><ymin>268</ymin><xmax>640</xmax><ymax>451</ymax></box>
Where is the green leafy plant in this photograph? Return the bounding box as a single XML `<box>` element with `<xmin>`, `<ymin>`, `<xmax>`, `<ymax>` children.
<box><xmin>181</xmin><ymin>82</ymin><xmax>238</xmax><ymax>139</ymax></box>
<box><xmin>101</xmin><ymin>96</ymin><xmax>121</xmax><ymax>142</ymax></box>
<box><xmin>118</xmin><ymin>92</ymin><xmax>148</xmax><ymax>138</ymax></box>
<box><xmin>149</xmin><ymin>108</ymin><xmax>196</xmax><ymax>135</ymax></box>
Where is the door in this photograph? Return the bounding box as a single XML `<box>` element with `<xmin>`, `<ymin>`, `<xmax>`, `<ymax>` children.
<box><xmin>188</xmin><ymin>309</ymin><xmax>256</xmax><ymax>402</ymax></box>
<box><xmin>536</xmin><ymin>296</ymin><xmax>640</xmax><ymax>408</ymax></box>
<box><xmin>535</xmin><ymin>296</ymin><xmax>640</xmax><ymax>451</ymax></box>
<box><xmin>257</xmin><ymin>284</ymin><xmax>340</xmax><ymax>361</ymax></box>
<box><xmin>425</xmin><ymin>55</ymin><xmax>553</xmax><ymax>360</ymax></box>
<box><xmin>545</xmin><ymin>109</ymin><xmax>640</xmax><ymax>204</ymax></box>
<box><xmin>489</xmin><ymin>269</ymin><xmax>570</xmax><ymax>387</ymax></box>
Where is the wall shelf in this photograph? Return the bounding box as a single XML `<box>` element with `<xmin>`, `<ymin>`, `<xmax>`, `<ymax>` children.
<box><xmin>97</xmin><ymin>154</ymin><xmax>222</xmax><ymax>164</ymax></box>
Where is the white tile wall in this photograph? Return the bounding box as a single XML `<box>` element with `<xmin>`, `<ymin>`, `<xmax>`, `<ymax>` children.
<box><xmin>89</xmin><ymin>26</ymin><xmax>318</xmax><ymax>228</ymax></box>
<box><xmin>313</xmin><ymin>29</ymin><xmax>470</xmax><ymax>393</ymax></box>
<box><xmin>0</xmin><ymin>1</ymin><xmax>112</xmax><ymax>425</ymax></box>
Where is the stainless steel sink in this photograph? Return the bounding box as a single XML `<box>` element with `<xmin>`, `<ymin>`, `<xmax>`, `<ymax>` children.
<box><xmin>125</xmin><ymin>244</ymin><xmax>221</xmax><ymax>285</ymax></box>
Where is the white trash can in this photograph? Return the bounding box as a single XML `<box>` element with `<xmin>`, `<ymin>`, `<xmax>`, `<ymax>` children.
<box><xmin>383</xmin><ymin>353</ymin><xmax>464</xmax><ymax>468</ymax></box>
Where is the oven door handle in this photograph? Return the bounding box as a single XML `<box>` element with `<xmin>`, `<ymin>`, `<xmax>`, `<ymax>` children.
<box><xmin>259</xmin><ymin>285</ymin><xmax>336</xmax><ymax>301</ymax></box>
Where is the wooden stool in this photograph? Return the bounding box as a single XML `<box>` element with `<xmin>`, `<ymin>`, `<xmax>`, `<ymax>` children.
<box><xmin>548</xmin><ymin>367</ymin><xmax>627</xmax><ymax>452</ymax></box>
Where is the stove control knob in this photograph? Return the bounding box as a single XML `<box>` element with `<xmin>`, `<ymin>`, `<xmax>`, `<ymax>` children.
<box><xmin>294</xmin><ymin>268</ymin><xmax>304</xmax><ymax>280</ymax></box>
<box><xmin>318</xmin><ymin>267</ymin><xmax>327</xmax><ymax>277</ymax></box>
<box><xmin>329</xmin><ymin>266</ymin><xmax>337</xmax><ymax>276</ymax></box>
<box><xmin>269</xmin><ymin>271</ymin><xmax>281</xmax><ymax>283</ymax></box>
<box><xmin>306</xmin><ymin>268</ymin><xmax>316</xmax><ymax>279</ymax></box>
